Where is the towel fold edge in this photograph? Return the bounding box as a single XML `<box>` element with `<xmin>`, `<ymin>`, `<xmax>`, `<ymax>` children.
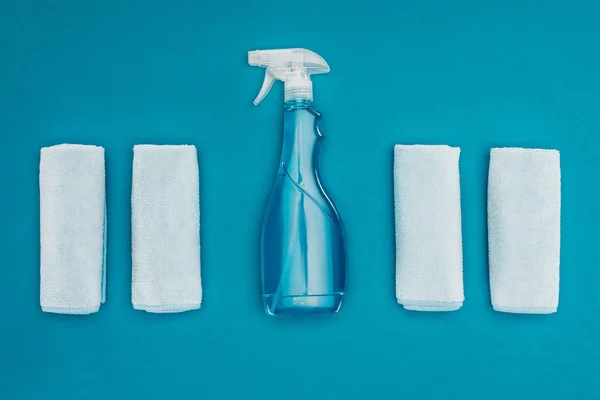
<box><xmin>133</xmin><ymin>303</ymin><xmax>201</xmax><ymax>313</ymax></box>
<box><xmin>398</xmin><ymin>299</ymin><xmax>463</xmax><ymax>312</ymax></box>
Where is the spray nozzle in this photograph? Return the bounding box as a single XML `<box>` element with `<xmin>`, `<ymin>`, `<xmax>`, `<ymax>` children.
<box><xmin>248</xmin><ymin>48</ymin><xmax>329</xmax><ymax>105</ymax></box>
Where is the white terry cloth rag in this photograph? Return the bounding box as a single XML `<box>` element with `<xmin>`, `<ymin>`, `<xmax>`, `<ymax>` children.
<box><xmin>131</xmin><ymin>145</ymin><xmax>201</xmax><ymax>313</ymax></box>
<box><xmin>488</xmin><ymin>148</ymin><xmax>561</xmax><ymax>314</ymax></box>
<box><xmin>40</xmin><ymin>144</ymin><xmax>106</xmax><ymax>314</ymax></box>
<box><xmin>394</xmin><ymin>145</ymin><xmax>464</xmax><ymax>311</ymax></box>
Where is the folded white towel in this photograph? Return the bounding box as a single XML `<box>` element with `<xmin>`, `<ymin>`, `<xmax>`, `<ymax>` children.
<box><xmin>40</xmin><ymin>144</ymin><xmax>106</xmax><ymax>314</ymax></box>
<box><xmin>394</xmin><ymin>145</ymin><xmax>464</xmax><ymax>311</ymax></box>
<box><xmin>488</xmin><ymin>148</ymin><xmax>561</xmax><ymax>314</ymax></box>
<box><xmin>131</xmin><ymin>145</ymin><xmax>201</xmax><ymax>313</ymax></box>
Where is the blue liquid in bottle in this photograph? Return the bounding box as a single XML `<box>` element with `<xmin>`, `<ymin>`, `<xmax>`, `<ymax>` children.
<box><xmin>261</xmin><ymin>100</ymin><xmax>347</xmax><ymax>315</ymax></box>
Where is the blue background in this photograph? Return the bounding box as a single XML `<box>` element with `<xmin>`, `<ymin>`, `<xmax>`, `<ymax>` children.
<box><xmin>1</xmin><ymin>0</ymin><xmax>599</xmax><ymax>399</ymax></box>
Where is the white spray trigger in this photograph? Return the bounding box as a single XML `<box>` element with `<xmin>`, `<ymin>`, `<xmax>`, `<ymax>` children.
<box><xmin>248</xmin><ymin>48</ymin><xmax>329</xmax><ymax>105</ymax></box>
<box><xmin>254</xmin><ymin>69</ymin><xmax>276</xmax><ymax>106</ymax></box>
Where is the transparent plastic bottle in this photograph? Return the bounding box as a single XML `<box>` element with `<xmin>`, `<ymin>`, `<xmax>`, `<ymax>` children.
<box><xmin>248</xmin><ymin>49</ymin><xmax>347</xmax><ymax>315</ymax></box>
<box><xmin>261</xmin><ymin>100</ymin><xmax>346</xmax><ymax>315</ymax></box>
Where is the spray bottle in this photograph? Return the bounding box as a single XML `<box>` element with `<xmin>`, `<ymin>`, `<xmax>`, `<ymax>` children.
<box><xmin>248</xmin><ymin>48</ymin><xmax>347</xmax><ymax>316</ymax></box>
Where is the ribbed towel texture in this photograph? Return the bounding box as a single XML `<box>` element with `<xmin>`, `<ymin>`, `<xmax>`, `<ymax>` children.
<box><xmin>131</xmin><ymin>145</ymin><xmax>202</xmax><ymax>313</ymax></box>
<box><xmin>39</xmin><ymin>144</ymin><xmax>106</xmax><ymax>314</ymax></box>
<box><xmin>394</xmin><ymin>145</ymin><xmax>464</xmax><ymax>311</ymax></box>
<box><xmin>488</xmin><ymin>148</ymin><xmax>561</xmax><ymax>314</ymax></box>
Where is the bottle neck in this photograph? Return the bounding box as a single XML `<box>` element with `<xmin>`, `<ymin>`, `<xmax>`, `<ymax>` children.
<box><xmin>280</xmin><ymin>102</ymin><xmax>321</xmax><ymax>185</ymax></box>
<box><xmin>284</xmin><ymin>99</ymin><xmax>314</xmax><ymax>109</ymax></box>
